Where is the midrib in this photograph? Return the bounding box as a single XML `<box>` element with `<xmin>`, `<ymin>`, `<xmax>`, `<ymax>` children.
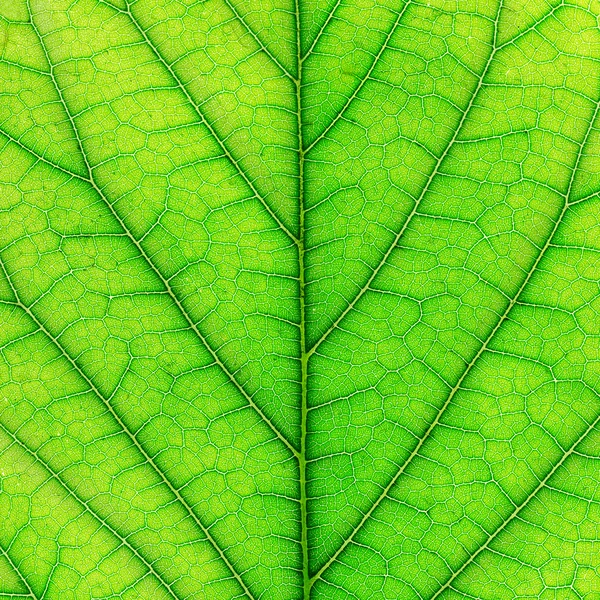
<box><xmin>295</xmin><ymin>1</ymin><xmax>311</xmax><ymax>598</ymax></box>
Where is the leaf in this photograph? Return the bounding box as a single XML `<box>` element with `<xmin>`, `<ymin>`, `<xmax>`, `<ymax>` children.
<box><xmin>0</xmin><ymin>0</ymin><xmax>599</xmax><ymax>599</ymax></box>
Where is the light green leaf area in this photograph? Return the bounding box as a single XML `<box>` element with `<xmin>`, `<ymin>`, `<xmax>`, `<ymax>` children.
<box><xmin>0</xmin><ymin>0</ymin><xmax>599</xmax><ymax>598</ymax></box>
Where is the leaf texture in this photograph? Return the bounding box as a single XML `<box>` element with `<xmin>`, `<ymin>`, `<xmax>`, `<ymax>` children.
<box><xmin>0</xmin><ymin>0</ymin><xmax>599</xmax><ymax>599</ymax></box>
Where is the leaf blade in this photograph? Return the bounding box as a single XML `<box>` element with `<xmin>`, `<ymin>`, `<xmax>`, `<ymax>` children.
<box><xmin>1</xmin><ymin>0</ymin><xmax>600</xmax><ymax>598</ymax></box>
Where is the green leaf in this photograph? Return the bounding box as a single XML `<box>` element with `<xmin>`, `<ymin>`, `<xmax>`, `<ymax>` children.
<box><xmin>1</xmin><ymin>0</ymin><xmax>599</xmax><ymax>599</ymax></box>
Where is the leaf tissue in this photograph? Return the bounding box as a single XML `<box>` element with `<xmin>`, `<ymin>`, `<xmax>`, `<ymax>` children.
<box><xmin>0</xmin><ymin>0</ymin><xmax>599</xmax><ymax>598</ymax></box>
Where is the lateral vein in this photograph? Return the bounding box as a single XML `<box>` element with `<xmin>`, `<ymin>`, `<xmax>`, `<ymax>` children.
<box><xmin>0</xmin><ymin>542</ymin><xmax>38</xmax><ymax>600</ymax></box>
<box><xmin>101</xmin><ymin>0</ymin><xmax>300</xmax><ymax>245</ymax></box>
<box><xmin>21</xmin><ymin>1</ymin><xmax>299</xmax><ymax>460</ymax></box>
<box><xmin>310</xmin><ymin>44</ymin><xmax>600</xmax><ymax>588</ymax></box>
<box><xmin>0</xmin><ymin>256</ymin><xmax>257</xmax><ymax>600</ymax></box>
<box><xmin>306</xmin><ymin>0</ymin><xmax>503</xmax><ymax>359</ymax></box>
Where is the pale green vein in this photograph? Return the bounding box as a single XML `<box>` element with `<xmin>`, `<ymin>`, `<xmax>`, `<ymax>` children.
<box><xmin>0</xmin><ymin>57</ymin><xmax>49</xmax><ymax>74</ymax></box>
<box><xmin>0</xmin><ymin>423</ymin><xmax>184</xmax><ymax>600</ymax></box>
<box><xmin>569</xmin><ymin>189</ymin><xmax>600</xmax><ymax>206</ymax></box>
<box><xmin>495</xmin><ymin>2</ymin><xmax>562</xmax><ymax>51</ymax></box>
<box><xmin>311</xmin><ymin>67</ymin><xmax>600</xmax><ymax>589</ymax></box>
<box><xmin>22</xmin><ymin>5</ymin><xmax>299</xmax><ymax>460</ymax></box>
<box><xmin>429</xmin><ymin>408</ymin><xmax>600</xmax><ymax>600</ymax></box>
<box><xmin>0</xmin><ymin>257</ymin><xmax>256</xmax><ymax>600</ymax></box>
<box><xmin>0</xmin><ymin>130</ymin><xmax>86</xmax><ymax>183</ymax></box>
<box><xmin>302</xmin><ymin>0</ymin><xmax>411</xmax><ymax>153</ymax></box>
<box><xmin>300</xmin><ymin>0</ymin><xmax>343</xmax><ymax>61</ymax></box>
<box><xmin>98</xmin><ymin>0</ymin><xmax>299</xmax><ymax>245</ymax></box>
<box><xmin>0</xmin><ymin>108</ymin><xmax>296</xmax><ymax>461</ymax></box>
<box><xmin>221</xmin><ymin>0</ymin><xmax>297</xmax><ymax>80</ymax></box>
<box><xmin>2</xmin><ymin>1</ymin><xmax>599</xmax><ymax>598</ymax></box>
<box><xmin>0</xmin><ymin>544</ymin><xmax>36</xmax><ymax>600</ymax></box>
<box><xmin>122</xmin><ymin>0</ymin><xmax>296</xmax><ymax>81</ymax></box>
<box><xmin>305</xmin><ymin>0</ymin><xmax>503</xmax><ymax>359</ymax></box>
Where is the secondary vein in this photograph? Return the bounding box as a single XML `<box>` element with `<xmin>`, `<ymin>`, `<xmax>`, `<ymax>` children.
<box><xmin>21</xmin><ymin>0</ymin><xmax>298</xmax><ymax>461</ymax></box>
<box><xmin>0</xmin><ymin>255</ymin><xmax>256</xmax><ymax>600</ymax></box>
<box><xmin>311</xmin><ymin>26</ymin><xmax>600</xmax><ymax>589</ymax></box>
<box><xmin>0</xmin><ymin>541</ymin><xmax>38</xmax><ymax>600</ymax></box>
<box><xmin>305</xmin><ymin>0</ymin><xmax>503</xmax><ymax>360</ymax></box>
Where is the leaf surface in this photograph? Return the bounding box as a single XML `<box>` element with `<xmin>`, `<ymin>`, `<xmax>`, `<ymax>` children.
<box><xmin>1</xmin><ymin>0</ymin><xmax>599</xmax><ymax>599</ymax></box>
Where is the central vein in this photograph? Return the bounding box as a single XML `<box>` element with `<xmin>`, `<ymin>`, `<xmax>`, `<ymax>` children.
<box><xmin>295</xmin><ymin>2</ymin><xmax>310</xmax><ymax>598</ymax></box>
